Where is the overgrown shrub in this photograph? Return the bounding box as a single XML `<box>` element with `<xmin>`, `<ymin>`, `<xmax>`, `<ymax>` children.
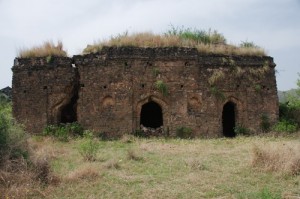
<box><xmin>260</xmin><ymin>114</ymin><xmax>271</xmax><ymax>132</ymax></box>
<box><xmin>0</xmin><ymin>99</ymin><xmax>28</xmax><ymax>163</ymax></box>
<box><xmin>0</xmin><ymin>99</ymin><xmax>56</xmax><ymax>198</ymax></box>
<box><xmin>176</xmin><ymin>126</ymin><xmax>193</xmax><ymax>139</ymax></box>
<box><xmin>133</xmin><ymin>129</ymin><xmax>147</xmax><ymax>138</ymax></box>
<box><xmin>273</xmin><ymin>119</ymin><xmax>298</xmax><ymax>133</ymax></box>
<box><xmin>78</xmin><ymin>131</ymin><xmax>99</xmax><ymax>161</ymax></box>
<box><xmin>0</xmin><ymin>112</ymin><xmax>9</xmax><ymax>154</ymax></box>
<box><xmin>234</xmin><ymin>124</ymin><xmax>250</xmax><ymax>136</ymax></box>
<box><xmin>43</xmin><ymin>122</ymin><xmax>84</xmax><ymax>141</ymax></box>
<box><xmin>279</xmin><ymin>102</ymin><xmax>300</xmax><ymax>127</ymax></box>
<box><xmin>65</xmin><ymin>122</ymin><xmax>84</xmax><ymax>136</ymax></box>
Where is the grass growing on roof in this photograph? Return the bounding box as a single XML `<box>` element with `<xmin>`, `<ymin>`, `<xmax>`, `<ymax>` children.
<box><xmin>18</xmin><ymin>41</ymin><xmax>68</xmax><ymax>58</ymax></box>
<box><xmin>83</xmin><ymin>27</ymin><xmax>266</xmax><ymax>56</ymax></box>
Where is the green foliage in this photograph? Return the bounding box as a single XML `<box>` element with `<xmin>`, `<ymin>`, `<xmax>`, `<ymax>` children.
<box><xmin>46</xmin><ymin>55</ymin><xmax>53</xmax><ymax>63</ymax></box>
<box><xmin>0</xmin><ymin>93</ymin><xmax>10</xmax><ymax>102</ymax></box>
<box><xmin>208</xmin><ymin>70</ymin><xmax>225</xmax><ymax>85</ymax></box>
<box><xmin>260</xmin><ymin>114</ymin><xmax>271</xmax><ymax>132</ymax></box>
<box><xmin>254</xmin><ymin>84</ymin><xmax>262</xmax><ymax>92</ymax></box>
<box><xmin>273</xmin><ymin>119</ymin><xmax>298</xmax><ymax>133</ymax></box>
<box><xmin>210</xmin><ymin>86</ymin><xmax>225</xmax><ymax>101</ymax></box>
<box><xmin>277</xmin><ymin>74</ymin><xmax>300</xmax><ymax>130</ymax></box>
<box><xmin>257</xmin><ymin>187</ymin><xmax>281</xmax><ymax>199</ymax></box>
<box><xmin>43</xmin><ymin>122</ymin><xmax>84</xmax><ymax>141</ymax></box>
<box><xmin>133</xmin><ymin>129</ymin><xmax>147</xmax><ymax>138</ymax></box>
<box><xmin>240</xmin><ymin>41</ymin><xmax>258</xmax><ymax>48</ymax></box>
<box><xmin>0</xmin><ymin>110</ymin><xmax>9</xmax><ymax>154</ymax></box>
<box><xmin>0</xmin><ymin>99</ymin><xmax>28</xmax><ymax>163</ymax></box>
<box><xmin>78</xmin><ymin>130</ymin><xmax>99</xmax><ymax>161</ymax></box>
<box><xmin>152</xmin><ymin>67</ymin><xmax>160</xmax><ymax>77</ymax></box>
<box><xmin>43</xmin><ymin>124</ymin><xmax>68</xmax><ymax>141</ymax></box>
<box><xmin>234</xmin><ymin>124</ymin><xmax>250</xmax><ymax>136</ymax></box>
<box><xmin>176</xmin><ymin>126</ymin><xmax>193</xmax><ymax>139</ymax></box>
<box><xmin>65</xmin><ymin>122</ymin><xmax>84</xmax><ymax>136</ymax></box>
<box><xmin>155</xmin><ymin>80</ymin><xmax>168</xmax><ymax>96</ymax></box>
<box><xmin>165</xmin><ymin>25</ymin><xmax>226</xmax><ymax>45</ymax></box>
<box><xmin>285</xmin><ymin>75</ymin><xmax>300</xmax><ymax>108</ymax></box>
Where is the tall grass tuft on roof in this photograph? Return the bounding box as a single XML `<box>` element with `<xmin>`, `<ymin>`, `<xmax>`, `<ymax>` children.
<box><xmin>83</xmin><ymin>27</ymin><xmax>266</xmax><ymax>56</ymax></box>
<box><xmin>18</xmin><ymin>41</ymin><xmax>68</xmax><ymax>58</ymax></box>
<box><xmin>165</xmin><ymin>25</ymin><xmax>226</xmax><ymax>45</ymax></box>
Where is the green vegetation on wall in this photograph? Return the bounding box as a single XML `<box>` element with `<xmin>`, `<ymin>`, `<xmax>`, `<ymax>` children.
<box><xmin>155</xmin><ymin>80</ymin><xmax>168</xmax><ymax>96</ymax></box>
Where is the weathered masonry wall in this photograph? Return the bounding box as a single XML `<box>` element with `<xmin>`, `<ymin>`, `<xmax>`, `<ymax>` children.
<box><xmin>12</xmin><ymin>57</ymin><xmax>77</xmax><ymax>134</ymax></box>
<box><xmin>12</xmin><ymin>47</ymin><xmax>279</xmax><ymax>137</ymax></box>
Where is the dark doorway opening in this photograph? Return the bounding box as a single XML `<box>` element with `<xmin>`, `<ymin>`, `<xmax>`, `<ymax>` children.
<box><xmin>140</xmin><ymin>101</ymin><xmax>163</xmax><ymax>128</ymax></box>
<box><xmin>222</xmin><ymin>101</ymin><xmax>236</xmax><ymax>137</ymax></box>
<box><xmin>60</xmin><ymin>94</ymin><xmax>78</xmax><ymax>123</ymax></box>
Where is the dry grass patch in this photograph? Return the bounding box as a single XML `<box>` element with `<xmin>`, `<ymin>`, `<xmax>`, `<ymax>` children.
<box><xmin>64</xmin><ymin>164</ymin><xmax>100</xmax><ymax>182</ymax></box>
<box><xmin>18</xmin><ymin>41</ymin><xmax>67</xmax><ymax>58</ymax></box>
<box><xmin>105</xmin><ymin>159</ymin><xmax>121</xmax><ymax>169</ymax></box>
<box><xmin>20</xmin><ymin>136</ymin><xmax>300</xmax><ymax>198</ymax></box>
<box><xmin>185</xmin><ymin>158</ymin><xmax>209</xmax><ymax>171</ymax></box>
<box><xmin>83</xmin><ymin>31</ymin><xmax>266</xmax><ymax>56</ymax></box>
<box><xmin>251</xmin><ymin>142</ymin><xmax>300</xmax><ymax>175</ymax></box>
<box><xmin>127</xmin><ymin>149</ymin><xmax>144</xmax><ymax>161</ymax></box>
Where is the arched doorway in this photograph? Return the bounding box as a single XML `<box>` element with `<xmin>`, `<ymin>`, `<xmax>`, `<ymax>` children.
<box><xmin>140</xmin><ymin>101</ymin><xmax>163</xmax><ymax>128</ymax></box>
<box><xmin>222</xmin><ymin>101</ymin><xmax>236</xmax><ymax>137</ymax></box>
<box><xmin>60</xmin><ymin>95</ymin><xmax>78</xmax><ymax>124</ymax></box>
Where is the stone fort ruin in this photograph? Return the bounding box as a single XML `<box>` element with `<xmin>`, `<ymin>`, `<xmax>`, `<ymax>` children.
<box><xmin>12</xmin><ymin>46</ymin><xmax>279</xmax><ymax>137</ymax></box>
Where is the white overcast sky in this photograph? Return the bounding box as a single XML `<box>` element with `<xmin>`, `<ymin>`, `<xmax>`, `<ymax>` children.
<box><xmin>0</xmin><ymin>0</ymin><xmax>299</xmax><ymax>91</ymax></box>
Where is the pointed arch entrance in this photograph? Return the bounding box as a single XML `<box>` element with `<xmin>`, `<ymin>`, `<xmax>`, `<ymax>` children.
<box><xmin>222</xmin><ymin>101</ymin><xmax>236</xmax><ymax>137</ymax></box>
<box><xmin>140</xmin><ymin>101</ymin><xmax>163</xmax><ymax>128</ymax></box>
<box><xmin>60</xmin><ymin>96</ymin><xmax>77</xmax><ymax>123</ymax></box>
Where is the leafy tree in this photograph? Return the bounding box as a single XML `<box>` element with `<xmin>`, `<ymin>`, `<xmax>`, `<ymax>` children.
<box><xmin>286</xmin><ymin>73</ymin><xmax>300</xmax><ymax>108</ymax></box>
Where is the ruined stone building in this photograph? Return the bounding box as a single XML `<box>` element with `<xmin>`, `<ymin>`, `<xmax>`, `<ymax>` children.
<box><xmin>12</xmin><ymin>47</ymin><xmax>279</xmax><ymax>137</ymax></box>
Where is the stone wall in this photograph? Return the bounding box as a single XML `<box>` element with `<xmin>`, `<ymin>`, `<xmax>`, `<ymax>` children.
<box><xmin>12</xmin><ymin>47</ymin><xmax>279</xmax><ymax>136</ymax></box>
<box><xmin>12</xmin><ymin>57</ymin><xmax>76</xmax><ymax>134</ymax></box>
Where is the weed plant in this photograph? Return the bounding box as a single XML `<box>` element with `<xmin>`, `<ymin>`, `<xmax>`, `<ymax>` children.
<box><xmin>273</xmin><ymin>119</ymin><xmax>298</xmax><ymax>133</ymax></box>
<box><xmin>43</xmin><ymin>122</ymin><xmax>84</xmax><ymax>141</ymax></box>
<box><xmin>155</xmin><ymin>80</ymin><xmax>168</xmax><ymax>96</ymax></box>
<box><xmin>260</xmin><ymin>114</ymin><xmax>271</xmax><ymax>132</ymax></box>
<box><xmin>78</xmin><ymin>131</ymin><xmax>99</xmax><ymax>161</ymax></box>
<box><xmin>234</xmin><ymin>124</ymin><xmax>250</xmax><ymax>136</ymax></box>
<box><xmin>176</xmin><ymin>126</ymin><xmax>193</xmax><ymax>139</ymax></box>
<box><xmin>0</xmin><ymin>99</ymin><xmax>28</xmax><ymax>162</ymax></box>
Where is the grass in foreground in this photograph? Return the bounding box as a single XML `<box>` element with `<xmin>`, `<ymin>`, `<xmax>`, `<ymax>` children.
<box><xmin>20</xmin><ymin>134</ymin><xmax>300</xmax><ymax>199</ymax></box>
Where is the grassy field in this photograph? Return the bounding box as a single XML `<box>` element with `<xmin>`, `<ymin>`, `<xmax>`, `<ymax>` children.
<box><xmin>23</xmin><ymin>134</ymin><xmax>300</xmax><ymax>199</ymax></box>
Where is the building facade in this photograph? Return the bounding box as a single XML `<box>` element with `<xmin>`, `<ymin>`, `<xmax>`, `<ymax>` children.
<box><xmin>12</xmin><ymin>47</ymin><xmax>279</xmax><ymax>137</ymax></box>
